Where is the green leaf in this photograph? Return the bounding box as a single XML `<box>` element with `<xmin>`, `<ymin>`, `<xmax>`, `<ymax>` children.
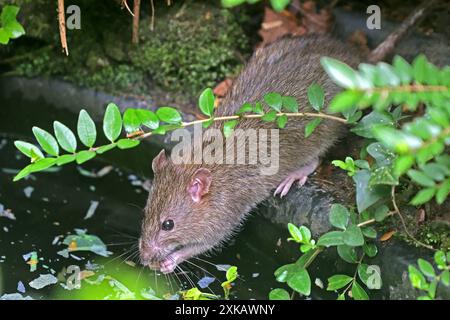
<box><xmin>327</xmin><ymin>274</ymin><xmax>353</xmax><ymax>291</ymax></box>
<box><xmin>261</xmin><ymin>110</ymin><xmax>277</xmax><ymax>122</ymax></box>
<box><xmin>77</xmin><ymin>110</ymin><xmax>97</xmax><ymax>148</ymax></box>
<box><xmin>32</xmin><ymin>127</ymin><xmax>59</xmax><ymax>156</ymax></box>
<box><xmin>226</xmin><ymin>266</ymin><xmax>238</xmax><ymax>282</ymax></box>
<box><xmin>53</xmin><ymin>121</ymin><xmax>77</xmax><ymax>153</ymax></box>
<box><xmin>14</xmin><ymin>141</ymin><xmax>44</xmax><ymax>160</ymax></box>
<box><xmin>362</xmin><ymin>227</ymin><xmax>377</xmax><ymax>239</ymax></box>
<box><xmin>408</xmin><ymin>265</ymin><xmax>428</xmax><ymax>290</ymax></box>
<box><xmin>410</xmin><ymin>188</ymin><xmax>436</xmax><ymax>205</ymax></box>
<box><xmin>264</xmin><ymin>92</ymin><xmax>282</xmax><ymax>111</ymax></box>
<box><xmin>329</xmin><ymin>90</ymin><xmax>363</xmax><ymax>113</ymax></box>
<box><xmin>287</xmin><ymin>223</ymin><xmax>302</xmax><ymax>242</ymax></box>
<box><xmin>14</xmin><ymin>157</ymin><xmax>58</xmax><ymax>181</ymax></box>
<box><xmin>56</xmin><ymin>154</ymin><xmax>76</xmax><ymax>166</ymax></box>
<box><xmin>274</xmin><ymin>264</ymin><xmax>295</xmax><ymax>283</ymax></box>
<box><xmin>253</xmin><ymin>102</ymin><xmax>264</xmax><ymax>114</ymax></box>
<box><xmin>353</xmin><ymin>169</ymin><xmax>390</xmax><ymax>213</ymax></box>
<box><xmin>374</xmin><ymin>205</ymin><xmax>390</xmax><ymax>222</ymax></box>
<box><xmin>269</xmin><ymin>288</ymin><xmax>290</xmax><ymax>300</ymax></box>
<box><xmin>369</xmin><ymin>166</ymin><xmax>398</xmax><ymax>186</ymax></box>
<box><xmin>238</xmin><ymin>103</ymin><xmax>253</xmax><ymax>114</ymax></box>
<box><xmin>223</xmin><ymin>120</ymin><xmax>238</xmax><ymax>138</ymax></box>
<box><xmin>156</xmin><ymin>107</ymin><xmax>182</xmax><ymax>124</ymax></box>
<box><xmin>13</xmin><ymin>164</ymin><xmax>33</xmax><ymax>181</ymax></box>
<box><xmin>337</xmin><ymin>245</ymin><xmax>358</xmax><ymax>263</ymax></box>
<box><xmin>269</xmin><ymin>0</ymin><xmax>290</xmax><ymax>12</ymax></box>
<box><xmin>434</xmin><ymin>250</ymin><xmax>446</xmax><ymax>268</ymax></box>
<box><xmin>299</xmin><ymin>226</ymin><xmax>311</xmax><ymax>243</ymax></box>
<box><xmin>394</xmin><ymin>155</ymin><xmax>415</xmax><ymax>176</ymax></box>
<box><xmin>317</xmin><ymin>231</ymin><xmax>345</xmax><ymax>247</ymax></box>
<box><xmin>287</xmin><ymin>268</ymin><xmax>311</xmax><ymax>296</ymax></box>
<box><xmin>373</xmin><ymin>127</ymin><xmax>422</xmax><ymax>154</ymax></box>
<box><xmin>277</xmin><ymin>115</ymin><xmax>288</xmax><ymax>128</ymax></box>
<box><xmin>103</xmin><ymin>103</ymin><xmax>123</xmax><ymax>142</ymax></box>
<box><xmin>363</xmin><ymin>243</ymin><xmax>378</xmax><ymax>257</ymax></box>
<box><xmin>321</xmin><ymin>57</ymin><xmax>359</xmax><ymax>89</ymax></box>
<box><xmin>304</xmin><ymin>118</ymin><xmax>322</xmax><ymax>138</ymax></box>
<box><xmin>307</xmin><ymin>83</ymin><xmax>325</xmax><ymax>111</ymax></box>
<box><xmin>441</xmin><ymin>270</ymin><xmax>449</xmax><ymax>286</ymax></box>
<box><xmin>123</xmin><ymin>109</ymin><xmax>141</xmax><ymax>133</ymax></box>
<box><xmin>281</xmin><ymin>96</ymin><xmax>298</xmax><ymax>112</ymax></box>
<box><xmin>136</xmin><ymin>109</ymin><xmax>159</xmax><ymax>130</ymax></box>
<box><xmin>198</xmin><ymin>88</ymin><xmax>215</xmax><ymax>117</ymax></box>
<box><xmin>117</xmin><ymin>139</ymin><xmax>140</xmax><ymax>149</ymax></box>
<box><xmin>418</xmin><ymin>259</ymin><xmax>435</xmax><ymax>278</ymax></box>
<box><xmin>95</xmin><ymin>143</ymin><xmax>117</xmax><ymax>154</ymax></box>
<box><xmin>351</xmin><ymin>281</ymin><xmax>369</xmax><ymax>300</ymax></box>
<box><xmin>343</xmin><ymin>225</ymin><xmax>364</xmax><ymax>247</ymax></box>
<box><xmin>329</xmin><ymin>204</ymin><xmax>349</xmax><ymax>230</ymax></box>
<box><xmin>351</xmin><ymin>111</ymin><xmax>394</xmax><ymax>139</ymax></box>
<box><xmin>76</xmin><ymin>150</ymin><xmax>96</xmax><ymax>164</ymax></box>
<box><xmin>393</xmin><ymin>55</ymin><xmax>413</xmax><ymax>85</ymax></box>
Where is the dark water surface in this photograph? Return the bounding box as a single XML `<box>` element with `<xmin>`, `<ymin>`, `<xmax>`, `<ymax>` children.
<box><xmin>1</xmin><ymin>92</ymin><xmax>344</xmax><ymax>300</ymax></box>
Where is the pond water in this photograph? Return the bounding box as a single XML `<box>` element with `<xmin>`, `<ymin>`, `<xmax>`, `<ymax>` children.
<box><xmin>0</xmin><ymin>92</ymin><xmax>399</xmax><ymax>300</ymax></box>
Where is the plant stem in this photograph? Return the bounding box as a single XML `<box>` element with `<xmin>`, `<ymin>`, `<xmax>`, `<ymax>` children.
<box><xmin>391</xmin><ymin>186</ymin><xmax>435</xmax><ymax>251</ymax></box>
<box><xmin>137</xmin><ymin>112</ymin><xmax>347</xmax><ymax>140</ymax></box>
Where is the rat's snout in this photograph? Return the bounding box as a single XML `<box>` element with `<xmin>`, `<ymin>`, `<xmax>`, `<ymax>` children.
<box><xmin>138</xmin><ymin>237</ymin><xmax>162</xmax><ymax>268</ymax></box>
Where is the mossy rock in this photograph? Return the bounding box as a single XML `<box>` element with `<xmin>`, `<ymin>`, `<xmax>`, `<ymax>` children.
<box><xmin>1</xmin><ymin>0</ymin><xmax>251</xmax><ymax>99</ymax></box>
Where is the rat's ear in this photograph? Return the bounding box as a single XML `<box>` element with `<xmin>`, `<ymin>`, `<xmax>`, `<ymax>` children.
<box><xmin>188</xmin><ymin>168</ymin><xmax>212</xmax><ymax>203</ymax></box>
<box><xmin>152</xmin><ymin>149</ymin><xmax>168</xmax><ymax>173</ymax></box>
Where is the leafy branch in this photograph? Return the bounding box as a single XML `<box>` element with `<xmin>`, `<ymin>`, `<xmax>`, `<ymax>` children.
<box><xmin>12</xmin><ymin>83</ymin><xmax>345</xmax><ymax>182</ymax></box>
<box><xmin>0</xmin><ymin>5</ymin><xmax>25</xmax><ymax>45</ymax></box>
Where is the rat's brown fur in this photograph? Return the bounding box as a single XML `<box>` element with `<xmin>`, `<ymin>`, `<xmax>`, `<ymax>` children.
<box><xmin>139</xmin><ymin>1</ymin><xmax>435</xmax><ymax>272</ymax></box>
<box><xmin>140</xmin><ymin>35</ymin><xmax>362</xmax><ymax>269</ymax></box>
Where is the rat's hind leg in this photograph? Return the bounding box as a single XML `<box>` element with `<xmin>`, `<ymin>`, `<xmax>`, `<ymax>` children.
<box><xmin>274</xmin><ymin>158</ymin><xmax>319</xmax><ymax>198</ymax></box>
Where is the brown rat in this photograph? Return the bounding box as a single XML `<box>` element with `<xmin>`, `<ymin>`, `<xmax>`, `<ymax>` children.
<box><xmin>138</xmin><ymin>2</ymin><xmax>436</xmax><ymax>274</ymax></box>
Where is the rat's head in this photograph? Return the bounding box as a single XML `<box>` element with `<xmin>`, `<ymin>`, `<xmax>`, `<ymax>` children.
<box><xmin>139</xmin><ymin>150</ymin><xmax>238</xmax><ymax>274</ymax></box>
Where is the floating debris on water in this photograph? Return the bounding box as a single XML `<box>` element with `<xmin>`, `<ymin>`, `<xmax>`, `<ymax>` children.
<box><xmin>17</xmin><ymin>281</ymin><xmax>26</xmax><ymax>293</ymax></box>
<box><xmin>77</xmin><ymin>165</ymin><xmax>114</xmax><ymax>178</ymax></box>
<box><xmin>125</xmin><ymin>260</ymin><xmax>136</xmax><ymax>267</ymax></box>
<box><xmin>216</xmin><ymin>264</ymin><xmax>232</xmax><ymax>272</ymax></box>
<box><xmin>315</xmin><ymin>278</ymin><xmax>324</xmax><ymax>289</ymax></box>
<box><xmin>0</xmin><ymin>293</ymin><xmax>33</xmax><ymax>300</ymax></box>
<box><xmin>252</xmin><ymin>273</ymin><xmax>260</xmax><ymax>278</ymax></box>
<box><xmin>60</xmin><ymin>229</ymin><xmax>112</xmax><ymax>257</ymax></box>
<box><xmin>23</xmin><ymin>186</ymin><xmax>34</xmax><ymax>198</ymax></box>
<box><xmin>84</xmin><ymin>200</ymin><xmax>99</xmax><ymax>220</ymax></box>
<box><xmin>0</xmin><ymin>203</ymin><xmax>16</xmax><ymax>220</ymax></box>
<box><xmin>23</xmin><ymin>251</ymin><xmax>38</xmax><ymax>272</ymax></box>
<box><xmin>29</xmin><ymin>274</ymin><xmax>58</xmax><ymax>289</ymax></box>
<box><xmin>197</xmin><ymin>276</ymin><xmax>216</xmax><ymax>289</ymax></box>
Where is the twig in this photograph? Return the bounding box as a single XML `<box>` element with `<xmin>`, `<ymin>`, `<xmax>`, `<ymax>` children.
<box><xmin>122</xmin><ymin>0</ymin><xmax>135</xmax><ymax>16</ymax></box>
<box><xmin>132</xmin><ymin>0</ymin><xmax>141</xmax><ymax>44</ymax></box>
<box><xmin>391</xmin><ymin>186</ymin><xmax>435</xmax><ymax>250</ymax></box>
<box><xmin>150</xmin><ymin>0</ymin><xmax>155</xmax><ymax>31</ymax></box>
<box><xmin>136</xmin><ymin>111</ymin><xmax>347</xmax><ymax>140</ymax></box>
<box><xmin>57</xmin><ymin>0</ymin><xmax>68</xmax><ymax>56</ymax></box>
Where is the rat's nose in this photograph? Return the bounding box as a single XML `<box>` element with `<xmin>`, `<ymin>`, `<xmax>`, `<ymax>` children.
<box><xmin>138</xmin><ymin>237</ymin><xmax>160</xmax><ymax>266</ymax></box>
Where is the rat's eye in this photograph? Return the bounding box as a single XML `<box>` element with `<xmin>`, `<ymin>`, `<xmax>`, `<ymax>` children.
<box><xmin>162</xmin><ymin>219</ymin><xmax>174</xmax><ymax>231</ymax></box>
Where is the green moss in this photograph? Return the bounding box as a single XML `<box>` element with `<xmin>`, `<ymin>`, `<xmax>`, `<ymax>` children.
<box><xmin>3</xmin><ymin>1</ymin><xmax>250</xmax><ymax>98</ymax></box>
<box><xmin>130</xmin><ymin>2</ymin><xmax>249</xmax><ymax>96</ymax></box>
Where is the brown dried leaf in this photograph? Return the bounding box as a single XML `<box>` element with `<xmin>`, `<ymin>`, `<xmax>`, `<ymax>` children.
<box><xmin>258</xmin><ymin>7</ymin><xmax>306</xmax><ymax>46</ymax></box>
<box><xmin>380</xmin><ymin>230</ymin><xmax>396</xmax><ymax>242</ymax></box>
<box><xmin>298</xmin><ymin>1</ymin><xmax>333</xmax><ymax>34</ymax></box>
<box><xmin>348</xmin><ymin>30</ymin><xmax>370</xmax><ymax>55</ymax></box>
<box><xmin>213</xmin><ymin>78</ymin><xmax>233</xmax><ymax>98</ymax></box>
